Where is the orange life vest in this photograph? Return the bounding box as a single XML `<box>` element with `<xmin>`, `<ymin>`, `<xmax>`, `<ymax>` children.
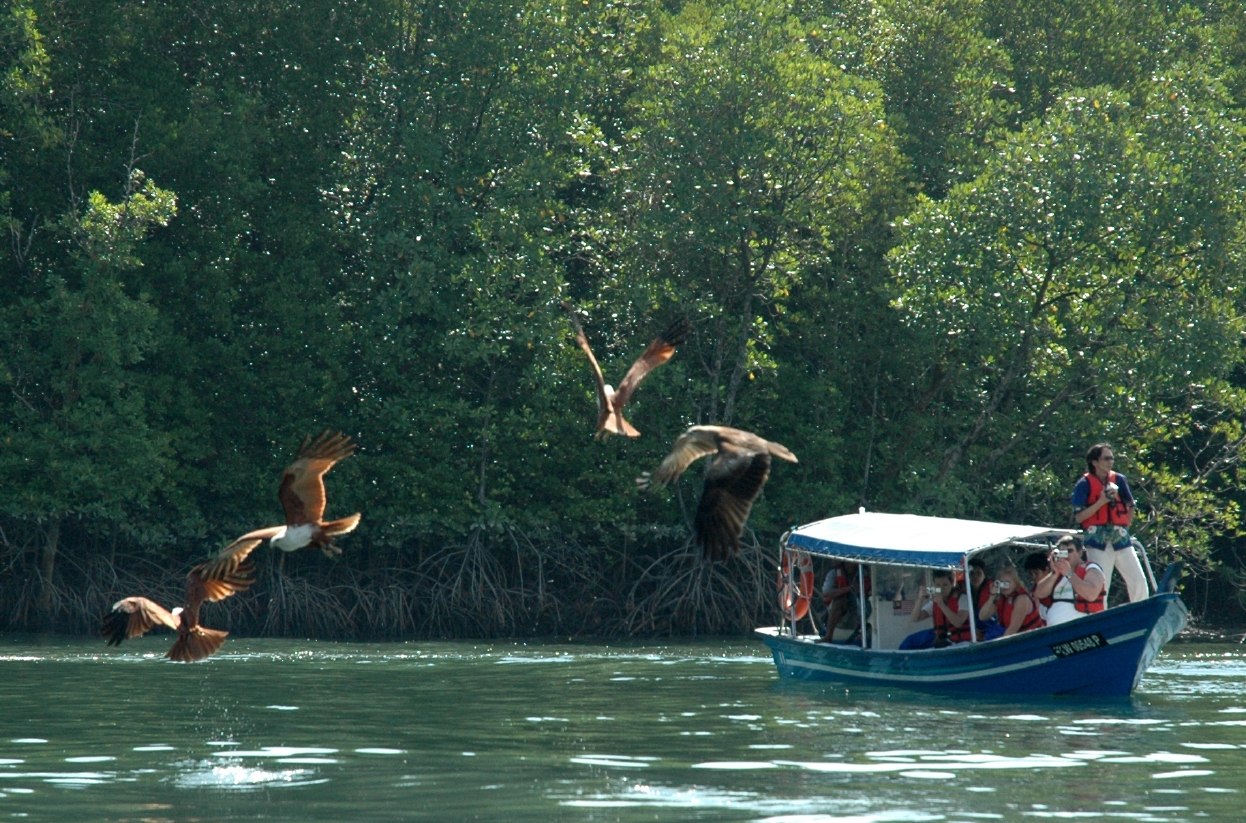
<box><xmin>1082</xmin><ymin>471</ymin><xmax>1133</xmax><ymax>527</ymax></box>
<box><xmin>997</xmin><ymin>589</ymin><xmax>1044</xmax><ymax>632</ymax></box>
<box><xmin>974</xmin><ymin>581</ymin><xmax>993</xmax><ymax>618</ymax></box>
<box><xmin>828</xmin><ymin>564</ymin><xmax>872</xmax><ymax>596</ymax></box>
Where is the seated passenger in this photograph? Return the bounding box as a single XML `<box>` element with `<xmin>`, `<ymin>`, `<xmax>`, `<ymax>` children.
<box><xmin>1033</xmin><ymin>536</ymin><xmax>1106</xmax><ymax>626</ymax></box>
<box><xmin>968</xmin><ymin>557</ymin><xmax>1004</xmax><ymax>641</ymax></box>
<box><xmin>1022</xmin><ymin>551</ymin><xmax>1052</xmax><ymax>623</ymax></box>
<box><xmin>819</xmin><ymin>560</ymin><xmax>871</xmax><ymax>644</ymax></box>
<box><xmin>978</xmin><ymin>561</ymin><xmax>1044</xmax><ymax>636</ymax></box>
<box><xmin>899</xmin><ymin>570</ymin><xmax>969</xmax><ymax>649</ymax></box>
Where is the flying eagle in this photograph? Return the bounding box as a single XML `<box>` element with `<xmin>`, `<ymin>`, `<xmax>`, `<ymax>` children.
<box><xmin>637</xmin><ymin>425</ymin><xmax>798</xmax><ymax>561</ymax></box>
<box><xmin>100</xmin><ymin>531</ymin><xmax>266</xmax><ymax>662</ymax></box>
<box><xmin>563</xmin><ymin>304</ymin><xmax>689</xmax><ymax>439</ymax></box>
<box><xmin>259</xmin><ymin>430</ymin><xmax>361</xmax><ymax>557</ymax></box>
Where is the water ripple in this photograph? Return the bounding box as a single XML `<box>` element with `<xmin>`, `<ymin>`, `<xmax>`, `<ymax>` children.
<box><xmin>3</xmin><ymin>637</ymin><xmax>1245</xmax><ymax>820</ymax></box>
<box><xmin>569</xmin><ymin>754</ymin><xmax>657</xmax><ymax>769</ymax></box>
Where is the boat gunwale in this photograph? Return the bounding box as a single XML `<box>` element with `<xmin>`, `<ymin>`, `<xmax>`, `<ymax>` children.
<box><xmin>756</xmin><ymin>590</ymin><xmax>1187</xmax><ymax>654</ymax></box>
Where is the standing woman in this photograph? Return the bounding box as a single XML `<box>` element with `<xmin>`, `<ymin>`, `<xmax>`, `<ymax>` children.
<box><xmin>1071</xmin><ymin>443</ymin><xmax>1149</xmax><ymax>603</ymax></box>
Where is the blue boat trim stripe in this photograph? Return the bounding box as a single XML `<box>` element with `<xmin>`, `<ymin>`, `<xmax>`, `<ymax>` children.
<box><xmin>771</xmin><ymin>628</ymin><xmax>1149</xmax><ymax>683</ymax></box>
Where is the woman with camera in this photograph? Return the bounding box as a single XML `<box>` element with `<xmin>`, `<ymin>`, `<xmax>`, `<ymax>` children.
<box><xmin>1033</xmin><ymin>536</ymin><xmax>1106</xmax><ymax>626</ymax></box>
<box><xmin>978</xmin><ymin>562</ymin><xmax>1044</xmax><ymax>636</ymax></box>
<box><xmin>1071</xmin><ymin>443</ymin><xmax>1149</xmax><ymax>603</ymax></box>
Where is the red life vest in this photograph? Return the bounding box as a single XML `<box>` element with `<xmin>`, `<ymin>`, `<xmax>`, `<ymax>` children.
<box><xmin>974</xmin><ymin>581</ymin><xmax>993</xmax><ymax>617</ymax></box>
<box><xmin>829</xmin><ymin>565</ymin><xmax>872</xmax><ymax>596</ymax></box>
<box><xmin>932</xmin><ymin>589</ymin><xmax>971</xmax><ymax>643</ymax></box>
<box><xmin>1081</xmin><ymin>471</ymin><xmax>1133</xmax><ymax>527</ymax></box>
<box><xmin>997</xmin><ymin>589</ymin><xmax>1044</xmax><ymax>632</ymax></box>
<box><xmin>1050</xmin><ymin>564</ymin><xmax>1106</xmax><ymax>614</ymax></box>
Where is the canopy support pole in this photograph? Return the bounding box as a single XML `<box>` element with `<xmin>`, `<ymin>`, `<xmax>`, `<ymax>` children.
<box><xmin>856</xmin><ymin>563</ymin><xmax>868</xmax><ymax>648</ymax></box>
<box><xmin>964</xmin><ymin>557</ymin><xmax>978</xmax><ymax>644</ymax></box>
<box><xmin>1134</xmin><ymin>537</ymin><xmax>1158</xmax><ymax>595</ymax></box>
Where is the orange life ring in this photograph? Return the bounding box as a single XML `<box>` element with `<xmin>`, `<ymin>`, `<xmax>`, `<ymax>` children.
<box><xmin>777</xmin><ymin>549</ymin><xmax>815</xmax><ymax>621</ymax></box>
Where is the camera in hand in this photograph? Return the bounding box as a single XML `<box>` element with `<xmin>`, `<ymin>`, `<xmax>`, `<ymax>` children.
<box><xmin>927</xmin><ymin>585</ymin><xmax>943</xmax><ymax>596</ymax></box>
<box><xmin>1052</xmin><ymin>548</ymin><xmax>1068</xmax><ymax>559</ymax></box>
<box><xmin>1105</xmin><ymin>481</ymin><xmax>1119</xmax><ymax>498</ymax></box>
<box><xmin>991</xmin><ymin>580</ymin><xmax>1011</xmax><ymax>593</ymax></box>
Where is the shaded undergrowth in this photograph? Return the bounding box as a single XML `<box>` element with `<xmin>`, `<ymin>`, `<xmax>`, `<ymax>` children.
<box><xmin>621</xmin><ymin>533</ymin><xmax>773</xmax><ymax>636</ymax></box>
<box><xmin>0</xmin><ymin>532</ymin><xmax>782</xmax><ymax>641</ymax></box>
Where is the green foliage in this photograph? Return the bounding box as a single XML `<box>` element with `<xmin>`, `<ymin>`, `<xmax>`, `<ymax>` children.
<box><xmin>842</xmin><ymin>0</ymin><xmax>1017</xmax><ymax>197</ymax></box>
<box><xmin>980</xmin><ymin>0</ymin><xmax>1193</xmax><ymax>116</ymax></box>
<box><xmin>615</xmin><ymin>0</ymin><xmax>903</xmax><ymax>425</ymax></box>
<box><xmin>4</xmin><ymin>0</ymin><xmax>1246</xmax><ymax>633</ymax></box>
<box><xmin>0</xmin><ymin>171</ymin><xmax>176</xmax><ymax>538</ymax></box>
<box><xmin>890</xmin><ymin>74</ymin><xmax>1246</xmax><ymax>560</ymax></box>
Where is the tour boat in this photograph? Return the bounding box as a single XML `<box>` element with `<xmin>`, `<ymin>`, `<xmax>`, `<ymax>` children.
<box><xmin>756</xmin><ymin>510</ymin><xmax>1188</xmax><ymax>696</ymax></box>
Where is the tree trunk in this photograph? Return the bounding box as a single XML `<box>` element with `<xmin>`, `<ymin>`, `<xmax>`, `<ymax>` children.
<box><xmin>38</xmin><ymin>518</ymin><xmax>60</xmax><ymax>629</ymax></box>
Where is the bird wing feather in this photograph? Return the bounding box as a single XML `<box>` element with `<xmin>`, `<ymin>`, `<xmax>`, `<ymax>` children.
<box><xmin>188</xmin><ymin>526</ymin><xmax>280</xmax><ymax>603</ymax></box>
<box><xmin>612</xmin><ymin>317</ymin><xmax>689</xmax><ymax>411</ymax></box>
<box><xmin>694</xmin><ymin>450</ymin><xmax>772</xmax><ymax>560</ymax></box>
<box><xmin>563</xmin><ymin>306</ymin><xmax>613</xmax><ymax>421</ymax></box>
<box><xmin>278</xmin><ymin>431</ymin><xmax>355</xmax><ymax>524</ymax></box>
<box><xmin>766</xmin><ymin>440</ymin><xmax>799</xmax><ymax>463</ymax></box>
<box><xmin>641</xmin><ymin>425</ymin><xmax>792</xmax><ymax>560</ymax></box>
<box><xmin>648</xmin><ymin>427</ymin><xmax>722</xmax><ymax>487</ymax></box>
<box><xmin>101</xmin><ymin>596</ymin><xmax>180</xmax><ymax>645</ymax></box>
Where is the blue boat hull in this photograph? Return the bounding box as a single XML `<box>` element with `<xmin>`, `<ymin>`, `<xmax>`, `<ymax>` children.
<box><xmin>755</xmin><ymin>592</ymin><xmax>1188</xmax><ymax>697</ymax></box>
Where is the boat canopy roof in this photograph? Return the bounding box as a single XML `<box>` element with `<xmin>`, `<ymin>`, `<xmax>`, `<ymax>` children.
<box><xmin>784</xmin><ymin>511</ymin><xmax>1076</xmax><ymax>569</ymax></box>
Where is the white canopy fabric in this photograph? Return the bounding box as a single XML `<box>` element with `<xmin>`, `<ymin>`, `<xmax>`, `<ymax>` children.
<box><xmin>784</xmin><ymin>510</ymin><xmax>1075</xmax><ymax>569</ymax></box>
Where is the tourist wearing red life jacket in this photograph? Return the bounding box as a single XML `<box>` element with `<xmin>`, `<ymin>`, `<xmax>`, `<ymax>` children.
<box><xmin>978</xmin><ymin>562</ymin><xmax>1044</xmax><ymax>636</ymax></box>
<box><xmin>1071</xmin><ymin>443</ymin><xmax>1149</xmax><ymax>603</ymax></box>
<box><xmin>898</xmin><ymin>569</ymin><xmax>970</xmax><ymax>649</ymax></box>
<box><xmin>818</xmin><ymin>560</ymin><xmax>871</xmax><ymax>644</ymax></box>
<box><xmin>968</xmin><ymin>557</ymin><xmax>1004</xmax><ymax>640</ymax></box>
<box><xmin>1022</xmin><ymin>551</ymin><xmax>1052</xmax><ymax>623</ymax></box>
<box><xmin>1033</xmin><ymin>536</ymin><xmax>1106</xmax><ymax>626</ymax></box>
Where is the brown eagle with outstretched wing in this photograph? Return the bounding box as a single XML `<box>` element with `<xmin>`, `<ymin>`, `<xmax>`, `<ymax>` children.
<box><xmin>100</xmin><ymin>531</ymin><xmax>267</xmax><ymax>662</ymax></box>
<box><xmin>266</xmin><ymin>430</ymin><xmax>361</xmax><ymax>557</ymax></box>
<box><xmin>637</xmin><ymin>425</ymin><xmax>798</xmax><ymax>561</ymax></box>
<box><xmin>563</xmin><ymin>304</ymin><xmax>689</xmax><ymax>439</ymax></box>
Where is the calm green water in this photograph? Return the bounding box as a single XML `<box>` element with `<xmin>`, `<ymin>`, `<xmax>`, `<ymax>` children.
<box><xmin>1</xmin><ymin>635</ymin><xmax>1244</xmax><ymax>822</ymax></box>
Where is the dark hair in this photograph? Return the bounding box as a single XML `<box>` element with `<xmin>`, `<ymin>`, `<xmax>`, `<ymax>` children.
<box><xmin>969</xmin><ymin>558</ymin><xmax>986</xmax><ymax>571</ymax></box>
<box><xmin>1023</xmin><ymin>552</ymin><xmax>1049</xmax><ymax>573</ymax></box>
<box><xmin>1086</xmin><ymin>443</ymin><xmax>1112</xmax><ymax>473</ymax></box>
<box><xmin>1056</xmin><ymin>534</ymin><xmax>1083</xmax><ymax>551</ymax></box>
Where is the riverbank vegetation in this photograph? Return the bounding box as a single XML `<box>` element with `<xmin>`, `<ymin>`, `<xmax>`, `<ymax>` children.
<box><xmin>4</xmin><ymin>0</ymin><xmax>1246</xmax><ymax>638</ymax></box>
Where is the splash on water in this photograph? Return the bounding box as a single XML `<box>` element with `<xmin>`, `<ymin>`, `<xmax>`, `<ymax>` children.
<box><xmin>171</xmin><ymin>760</ymin><xmax>327</xmax><ymax>791</ymax></box>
